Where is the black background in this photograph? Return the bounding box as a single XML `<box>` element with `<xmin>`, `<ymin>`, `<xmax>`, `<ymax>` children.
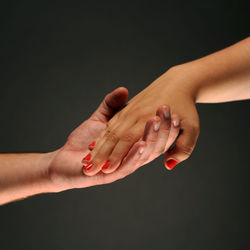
<box><xmin>0</xmin><ymin>1</ymin><xmax>250</xmax><ymax>249</ymax></box>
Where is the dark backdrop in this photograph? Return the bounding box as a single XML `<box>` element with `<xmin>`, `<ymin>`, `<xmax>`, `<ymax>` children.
<box><xmin>0</xmin><ymin>1</ymin><xmax>250</xmax><ymax>250</ymax></box>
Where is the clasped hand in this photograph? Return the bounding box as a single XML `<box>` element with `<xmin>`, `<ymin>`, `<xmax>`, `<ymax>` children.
<box><xmin>48</xmin><ymin>85</ymin><xmax>182</xmax><ymax>191</ymax></box>
<box><xmin>81</xmin><ymin>67</ymin><xmax>200</xmax><ymax>178</ymax></box>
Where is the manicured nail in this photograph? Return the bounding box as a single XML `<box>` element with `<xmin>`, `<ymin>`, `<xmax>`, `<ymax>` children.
<box><xmin>139</xmin><ymin>147</ymin><xmax>144</xmax><ymax>154</ymax></box>
<box><xmin>89</xmin><ymin>141</ymin><xmax>96</xmax><ymax>147</ymax></box>
<box><xmin>154</xmin><ymin>122</ymin><xmax>160</xmax><ymax>131</ymax></box>
<box><xmin>173</xmin><ymin>120</ymin><xmax>179</xmax><ymax>127</ymax></box>
<box><xmin>82</xmin><ymin>153</ymin><xmax>91</xmax><ymax>162</ymax></box>
<box><xmin>102</xmin><ymin>161</ymin><xmax>110</xmax><ymax>169</ymax></box>
<box><xmin>84</xmin><ymin>162</ymin><xmax>93</xmax><ymax>170</ymax></box>
<box><xmin>166</xmin><ymin>159</ymin><xmax>178</xmax><ymax>170</ymax></box>
<box><xmin>163</xmin><ymin>109</ymin><xmax>170</xmax><ymax>119</ymax></box>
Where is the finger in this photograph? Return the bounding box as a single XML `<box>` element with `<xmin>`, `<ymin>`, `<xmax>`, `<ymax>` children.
<box><xmin>138</xmin><ymin>115</ymin><xmax>163</xmax><ymax>164</ymax></box>
<box><xmin>82</xmin><ymin>117</ymin><xmax>126</xmax><ymax>165</ymax></box>
<box><xmin>99</xmin><ymin>141</ymin><xmax>147</xmax><ymax>184</ymax></box>
<box><xmin>164</xmin><ymin>114</ymin><xmax>181</xmax><ymax>152</ymax></box>
<box><xmin>115</xmin><ymin>114</ymin><xmax>164</xmax><ymax>176</ymax></box>
<box><xmin>101</xmin><ymin>120</ymin><xmax>150</xmax><ymax>174</ymax></box>
<box><xmin>153</xmin><ymin>105</ymin><xmax>171</xmax><ymax>155</ymax></box>
<box><xmin>120</xmin><ymin>141</ymin><xmax>147</xmax><ymax>169</ymax></box>
<box><xmin>96</xmin><ymin>114</ymin><xmax>164</xmax><ymax>183</ymax></box>
<box><xmin>164</xmin><ymin>120</ymin><xmax>200</xmax><ymax>170</ymax></box>
<box><xmin>90</xmin><ymin>87</ymin><xmax>128</xmax><ymax>123</ymax></box>
<box><xmin>140</xmin><ymin>113</ymin><xmax>181</xmax><ymax>165</ymax></box>
<box><xmin>82</xmin><ymin>119</ymin><xmax>136</xmax><ymax>176</ymax></box>
<box><xmin>102</xmin><ymin>116</ymin><xmax>160</xmax><ymax>174</ymax></box>
<box><xmin>103</xmin><ymin>114</ymin><xmax>162</xmax><ymax>180</ymax></box>
<box><xmin>86</xmin><ymin>127</ymin><xmax>110</xmax><ymax>153</ymax></box>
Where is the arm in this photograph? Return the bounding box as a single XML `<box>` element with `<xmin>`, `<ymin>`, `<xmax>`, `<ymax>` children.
<box><xmin>0</xmin><ymin>153</ymin><xmax>54</xmax><ymax>204</ymax></box>
<box><xmin>82</xmin><ymin>37</ymin><xmax>250</xmax><ymax>176</ymax></box>
<box><xmin>178</xmin><ymin>36</ymin><xmax>250</xmax><ymax>103</ymax></box>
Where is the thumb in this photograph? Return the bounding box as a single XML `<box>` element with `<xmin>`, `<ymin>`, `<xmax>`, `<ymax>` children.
<box><xmin>164</xmin><ymin>122</ymin><xmax>200</xmax><ymax>170</ymax></box>
<box><xmin>90</xmin><ymin>87</ymin><xmax>129</xmax><ymax>123</ymax></box>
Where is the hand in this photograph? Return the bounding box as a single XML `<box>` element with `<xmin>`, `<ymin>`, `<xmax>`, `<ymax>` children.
<box><xmin>82</xmin><ymin>66</ymin><xmax>200</xmax><ymax>176</ymax></box>
<box><xmin>48</xmin><ymin>87</ymin><xmax>180</xmax><ymax>192</ymax></box>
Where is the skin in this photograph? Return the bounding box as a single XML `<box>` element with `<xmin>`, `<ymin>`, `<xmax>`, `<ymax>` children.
<box><xmin>84</xmin><ymin>37</ymin><xmax>250</xmax><ymax>176</ymax></box>
<box><xmin>0</xmin><ymin>87</ymin><xmax>180</xmax><ymax>205</ymax></box>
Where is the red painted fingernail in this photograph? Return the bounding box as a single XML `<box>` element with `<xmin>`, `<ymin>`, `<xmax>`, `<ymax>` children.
<box><xmin>102</xmin><ymin>161</ymin><xmax>110</xmax><ymax>169</ymax></box>
<box><xmin>166</xmin><ymin>159</ymin><xmax>178</xmax><ymax>170</ymax></box>
<box><xmin>84</xmin><ymin>162</ymin><xmax>93</xmax><ymax>170</ymax></box>
<box><xmin>82</xmin><ymin>153</ymin><xmax>91</xmax><ymax>162</ymax></box>
<box><xmin>89</xmin><ymin>141</ymin><xmax>96</xmax><ymax>147</ymax></box>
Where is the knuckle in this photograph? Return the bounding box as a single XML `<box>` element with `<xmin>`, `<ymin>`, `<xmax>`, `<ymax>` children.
<box><xmin>91</xmin><ymin>158</ymin><xmax>102</xmax><ymax>167</ymax></box>
<box><xmin>155</xmin><ymin>146</ymin><xmax>166</xmax><ymax>155</ymax></box>
<box><xmin>181</xmin><ymin>145</ymin><xmax>194</xmax><ymax>157</ymax></box>
<box><xmin>121</xmin><ymin>132</ymin><xmax>136</xmax><ymax>143</ymax></box>
<box><xmin>109</xmin><ymin>155</ymin><xmax>121</xmax><ymax>166</ymax></box>
<box><xmin>105</xmin><ymin>130</ymin><xmax>119</xmax><ymax>143</ymax></box>
<box><xmin>108</xmin><ymin>116</ymin><xmax>119</xmax><ymax>127</ymax></box>
<box><xmin>161</xmin><ymin>125</ymin><xmax>171</xmax><ymax>132</ymax></box>
<box><xmin>148</xmin><ymin>136</ymin><xmax>157</xmax><ymax>143</ymax></box>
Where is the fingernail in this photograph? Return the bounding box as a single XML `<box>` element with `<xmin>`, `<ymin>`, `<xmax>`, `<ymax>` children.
<box><xmin>166</xmin><ymin>159</ymin><xmax>178</xmax><ymax>170</ymax></box>
<box><xmin>173</xmin><ymin>120</ymin><xmax>179</xmax><ymax>127</ymax></box>
<box><xmin>84</xmin><ymin>162</ymin><xmax>93</xmax><ymax>170</ymax></box>
<box><xmin>154</xmin><ymin>122</ymin><xmax>160</xmax><ymax>131</ymax></box>
<box><xmin>82</xmin><ymin>153</ymin><xmax>91</xmax><ymax>162</ymax></box>
<box><xmin>139</xmin><ymin>147</ymin><xmax>144</xmax><ymax>154</ymax></box>
<box><xmin>102</xmin><ymin>161</ymin><xmax>110</xmax><ymax>169</ymax></box>
<box><xmin>163</xmin><ymin>109</ymin><xmax>170</xmax><ymax>120</ymax></box>
<box><xmin>89</xmin><ymin>141</ymin><xmax>96</xmax><ymax>147</ymax></box>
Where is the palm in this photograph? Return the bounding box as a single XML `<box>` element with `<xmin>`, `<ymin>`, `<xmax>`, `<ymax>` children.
<box><xmin>49</xmin><ymin>118</ymin><xmax>108</xmax><ymax>191</ymax></box>
<box><xmin>48</xmin><ymin>87</ymin><xmax>130</xmax><ymax>191</ymax></box>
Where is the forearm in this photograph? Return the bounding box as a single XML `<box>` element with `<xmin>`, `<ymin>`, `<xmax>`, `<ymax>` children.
<box><xmin>175</xmin><ymin>37</ymin><xmax>250</xmax><ymax>103</ymax></box>
<box><xmin>0</xmin><ymin>152</ymin><xmax>55</xmax><ymax>205</ymax></box>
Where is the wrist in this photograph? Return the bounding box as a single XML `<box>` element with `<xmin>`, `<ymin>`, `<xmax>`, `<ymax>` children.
<box><xmin>162</xmin><ymin>64</ymin><xmax>202</xmax><ymax>103</ymax></box>
<box><xmin>167</xmin><ymin>62</ymin><xmax>212</xmax><ymax>103</ymax></box>
<box><xmin>38</xmin><ymin>151</ymin><xmax>59</xmax><ymax>193</ymax></box>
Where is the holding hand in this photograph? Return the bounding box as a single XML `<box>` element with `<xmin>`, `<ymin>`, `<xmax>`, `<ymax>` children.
<box><xmin>48</xmin><ymin>88</ymin><xmax>180</xmax><ymax>192</ymax></box>
<box><xmin>82</xmin><ymin>68</ymin><xmax>200</xmax><ymax>177</ymax></box>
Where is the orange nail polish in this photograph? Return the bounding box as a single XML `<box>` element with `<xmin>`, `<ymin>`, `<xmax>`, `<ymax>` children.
<box><xmin>84</xmin><ymin>162</ymin><xmax>93</xmax><ymax>170</ymax></box>
<box><xmin>89</xmin><ymin>141</ymin><xmax>96</xmax><ymax>147</ymax></box>
<box><xmin>82</xmin><ymin>153</ymin><xmax>91</xmax><ymax>161</ymax></box>
<box><xmin>166</xmin><ymin>159</ymin><xmax>178</xmax><ymax>170</ymax></box>
<box><xmin>102</xmin><ymin>161</ymin><xmax>110</xmax><ymax>169</ymax></box>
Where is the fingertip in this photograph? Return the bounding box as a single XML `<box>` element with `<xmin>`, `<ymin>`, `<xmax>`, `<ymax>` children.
<box><xmin>112</xmin><ymin>87</ymin><xmax>129</xmax><ymax>101</ymax></box>
<box><xmin>106</xmin><ymin>87</ymin><xmax>129</xmax><ymax>111</ymax></box>
<box><xmin>156</xmin><ymin>105</ymin><xmax>170</xmax><ymax>119</ymax></box>
<box><xmin>137</xmin><ymin>141</ymin><xmax>146</xmax><ymax>154</ymax></box>
<box><xmin>82</xmin><ymin>168</ymin><xmax>97</xmax><ymax>176</ymax></box>
<box><xmin>171</xmin><ymin>114</ymin><xmax>181</xmax><ymax>128</ymax></box>
<box><xmin>82</xmin><ymin>160</ymin><xmax>103</xmax><ymax>176</ymax></box>
<box><xmin>151</xmin><ymin>115</ymin><xmax>161</xmax><ymax>129</ymax></box>
<box><xmin>146</xmin><ymin>116</ymin><xmax>158</xmax><ymax>126</ymax></box>
<box><xmin>164</xmin><ymin>158</ymin><xmax>179</xmax><ymax>170</ymax></box>
<box><xmin>142</xmin><ymin>115</ymin><xmax>161</xmax><ymax>142</ymax></box>
<box><xmin>115</xmin><ymin>86</ymin><xmax>129</xmax><ymax>95</ymax></box>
